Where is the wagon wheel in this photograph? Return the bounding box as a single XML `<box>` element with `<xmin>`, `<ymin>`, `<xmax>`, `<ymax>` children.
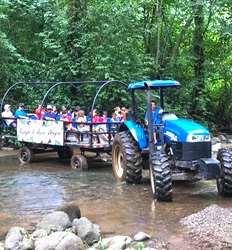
<box><xmin>71</xmin><ymin>154</ymin><xmax>88</xmax><ymax>170</ymax></box>
<box><xmin>57</xmin><ymin>146</ymin><xmax>73</xmax><ymax>159</ymax></box>
<box><xmin>18</xmin><ymin>146</ymin><xmax>34</xmax><ymax>164</ymax></box>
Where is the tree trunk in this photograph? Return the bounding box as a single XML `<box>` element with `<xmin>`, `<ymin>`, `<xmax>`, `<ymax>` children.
<box><xmin>170</xmin><ymin>15</ymin><xmax>194</xmax><ymax>69</ymax></box>
<box><xmin>189</xmin><ymin>0</ymin><xmax>205</xmax><ymax>116</ymax></box>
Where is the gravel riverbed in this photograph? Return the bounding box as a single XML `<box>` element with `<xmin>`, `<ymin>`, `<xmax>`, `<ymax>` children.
<box><xmin>166</xmin><ymin>204</ymin><xmax>232</xmax><ymax>250</ymax></box>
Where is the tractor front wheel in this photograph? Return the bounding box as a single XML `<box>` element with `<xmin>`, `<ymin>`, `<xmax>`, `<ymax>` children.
<box><xmin>217</xmin><ymin>148</ymin><xmax>232</xmax><ymax>196</ymax></box>
<box><xmin>150</xmin><ymin>152</ymin><xmax>172</xmax><ymax>201</ymax></box>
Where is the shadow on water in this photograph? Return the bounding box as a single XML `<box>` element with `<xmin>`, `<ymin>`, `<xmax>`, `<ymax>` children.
<box><xmin>0</xmin><ymin>151</ymin><xmax>232</xmax><ymax>243</ymax></box>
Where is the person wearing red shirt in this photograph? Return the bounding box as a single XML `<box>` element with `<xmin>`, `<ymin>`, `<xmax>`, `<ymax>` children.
<box><xmin>60</xmin><ymin>110</ymin><xmax>78</xmax><ymax>141</ymax></box>
<box><xmin>35</xmin><ymin>104</ymin><xmax>46</xmax><ymax>120</ymax></box>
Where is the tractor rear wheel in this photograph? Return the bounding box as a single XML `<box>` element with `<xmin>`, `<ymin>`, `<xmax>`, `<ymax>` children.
<box><xmin>150</xmin><ymin>152</ymin><xmax>172</xmax><ymax>201</ymax></box>
<box><xmin>112</xmin><ymin>131</ymin><xmax>143</xmax><ymax>184</ymax></box>
<box><xmin>217</xmin><ymin>148</ymin><xmax>232</xmax><ymax>196</ymax></box>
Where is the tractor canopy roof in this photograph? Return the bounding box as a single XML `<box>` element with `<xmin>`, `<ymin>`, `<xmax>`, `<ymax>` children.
<box><xmin>128</xmin><ymin>80</ymin><xmax>181</xmax><ymax>90</ymax></box>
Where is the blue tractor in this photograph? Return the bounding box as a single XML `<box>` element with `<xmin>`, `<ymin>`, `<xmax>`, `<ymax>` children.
<box><xmin>112</xmin><ymin>80</ymin><xmax>232</xmax><ymax>201</ymax></box>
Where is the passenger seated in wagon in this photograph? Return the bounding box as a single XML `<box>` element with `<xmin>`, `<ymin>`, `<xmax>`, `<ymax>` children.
<box><xmin>15</xmin><ymin>103</ymin><xmax>28</xmax><ymax>120</ymax></box>
<box><xmin>35</xmin><ymin>104</ymin><xmax>45</xmax><ymax>120</ymax></box>
<box><xmin>60</xmin><ymin>110</ymin><xmax>79</xmax><ymax>141</ymax></box>
<box><xmin>2</xmin><ymin>104</ymin><xmax>16</xmax><ymax>129</ymax></box>
<box><xmin>42</xmin><ymin>105</ymin><xmax>56</xmax><ymax>121</ymax></box>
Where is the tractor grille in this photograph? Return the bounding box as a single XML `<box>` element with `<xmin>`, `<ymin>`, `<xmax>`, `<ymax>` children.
<box><xmin>171</xmin><ymin>141</ymin><xmax>211</xmax><ymax>161</ymax></box>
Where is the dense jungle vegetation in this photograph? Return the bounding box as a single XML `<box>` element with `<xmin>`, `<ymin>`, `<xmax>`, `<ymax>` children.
<box><xmin>0</xmin><ymin>0</ymin><xmax>232</xmax><ymax>131</ymax></box>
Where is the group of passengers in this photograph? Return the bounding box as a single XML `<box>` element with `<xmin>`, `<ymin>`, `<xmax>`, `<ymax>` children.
<box><xmin>1</xmin><ymin>103</ymin><xmax>129</xmax><ymax>144</ymax></box>
<box><xmin>2</xmin><ymin>101</ymin><xmax>163</xmax><ymax>145</ymax></box>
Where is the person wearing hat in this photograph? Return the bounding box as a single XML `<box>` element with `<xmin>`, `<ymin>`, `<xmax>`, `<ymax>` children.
<box><xmin>42</xmin><ymin>105</ymin><xmax>56</xmax><ymax>121</ymax></box>
<box><xmin>15</xmin><ymin>103</ymin><xmax>28</xmax><ymax>119</ymax></box>
<box><xmin>72</xmin><ymin>105</ymin><xmax>82</xmax><ymax>119</ymax></box>
<box><xmin>2</xmin><ymin>104</ymin><xmax>16</xmax><ymax>128</ymax></box>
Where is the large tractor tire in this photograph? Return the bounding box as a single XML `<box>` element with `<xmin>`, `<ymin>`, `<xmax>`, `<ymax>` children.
<box><xmin>150</xmin><ymin>152</ymin><xmax>172</xmax><ymax>201</ymax></box>
<box><xmin>57</xmin><ymin>146</ymin><xmax>73</xmax><ymax>159</ymax></box>
<box><xmin>112</xmin><ymin>131</ymin><xmax>143</xmax><ymax>184</ymax></box>
<box><xmin>18</xmin><ymin>146</ymin><xmax>34</xmax><ymax>164</ymax></box>
<box><xmin>217</xmin><ymin>148</ymin><xmax>232</xmax><ymax>196</ymax></box>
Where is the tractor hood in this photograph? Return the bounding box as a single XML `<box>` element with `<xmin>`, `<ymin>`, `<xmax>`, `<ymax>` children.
<box><xmin>164</xmin><ymin>118</ymin><xmax>211</xmax><ymax>143</ymax></box>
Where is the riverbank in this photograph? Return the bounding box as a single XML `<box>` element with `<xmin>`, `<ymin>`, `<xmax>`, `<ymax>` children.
<box><xmin>1</xmin><ymin>203</ymin><xmax>232</xmax><ymax>250</ymax></box>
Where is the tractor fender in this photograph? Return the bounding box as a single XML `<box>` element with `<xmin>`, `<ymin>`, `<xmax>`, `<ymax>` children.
<box><xmin>119</xmin><ymin>120</ymin><xmax>148</xmax><ymax>149</ymax></box>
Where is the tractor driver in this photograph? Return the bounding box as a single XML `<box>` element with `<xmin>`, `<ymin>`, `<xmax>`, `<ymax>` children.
<box><xmin>145</xmin><ymin>100</ymin><xmax>163</xmax><ymax>144</ymax></box>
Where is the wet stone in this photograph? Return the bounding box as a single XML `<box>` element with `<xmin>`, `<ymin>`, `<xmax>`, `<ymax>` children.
<box><xmin>55</xmin><ymin>202</ymin><xmax>81</xmax><ymax>222</ymax></box>
<box><xmin>35</xmin><ymin>231</ymin><xmax>83</xmax><ymax>250</ymax></box>
<box><xmin>76</xmin><ymin>217</ymin><xmax>100</xmax><ymax>245</ymax></box>
<box><xmin>5</xmin><ymin>227</ymin><xmax>34</xmax><ymax>250</ymax></box>
<box><xmin>36</xmin><ymin>211</ymin><xmax>71</xmax><ymax>231</ymax></box>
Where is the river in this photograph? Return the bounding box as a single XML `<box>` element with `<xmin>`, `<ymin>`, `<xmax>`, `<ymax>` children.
<box><xmin>0</xmin><ymin>149</ymin><xmax>232</xmax><ymax>244</ymax></box>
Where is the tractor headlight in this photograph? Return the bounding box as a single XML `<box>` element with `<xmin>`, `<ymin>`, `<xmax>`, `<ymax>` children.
<box><xmin>186</xmin><ymin>134</ymin><xmax>211</xmax><ymax>142</ymax></box>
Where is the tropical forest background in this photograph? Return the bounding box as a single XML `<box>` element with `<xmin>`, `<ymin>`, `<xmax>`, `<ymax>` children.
<box><xmin>0</xmin><ymin>0</ymin><xmax>232</xmax><ymax>132</ymax></box>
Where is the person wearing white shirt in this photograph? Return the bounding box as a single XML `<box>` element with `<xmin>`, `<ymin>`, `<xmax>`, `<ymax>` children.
<box><xmin>2</xmin><ymin>104</ymin><xmax>16</xmax><ymax>128</ymax></box>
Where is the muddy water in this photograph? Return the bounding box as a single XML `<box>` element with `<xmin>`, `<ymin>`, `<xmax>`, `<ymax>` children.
<box><xmin>0</xmin><ymin>150</ymin><xmax>232</xmax><ymax>244</ymax></box>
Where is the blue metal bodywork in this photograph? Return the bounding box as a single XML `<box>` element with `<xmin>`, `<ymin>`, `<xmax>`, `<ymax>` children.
<box><xmin>121</xmin><ymin>117</ymin><xmax>210</xmax><ymax>149</ymax></box>
<box><xmin>121</xmin><ymin>120</ymin><xmax>148</xmax><ymax>149</ymax></box>
<box><xmin>128</xmin><ymin>80</ymin><xmax>181</xmax><ymax>90</ymax></box>
<box><xmin>163</xmin><ymin>118</ymin><xmax>210</xmax><ymax>143</ymax></box>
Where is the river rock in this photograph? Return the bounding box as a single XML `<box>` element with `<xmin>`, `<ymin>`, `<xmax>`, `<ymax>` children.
<box><xmin>212</xmin><ymin>137</ymin><xmax>220</xmax><ymax>145</ymax></box>
<box><xmin>36</xmin><ymin>211</ymin><xmax>71</xmax><ymax>231</ymax></box>
<box><xmin>134</xmin><ymin>231</ymin><xmax>151</xmax><ymax>241</ymax></box>
<box><xmin>101</xmin><ymin>235</ymin><xmax>131</xmax><ymax>250</ymax></box>
<box><xmin>32</xmin><ymin>229</ymin><xmax>48</xmax><ymax>240</ymax></box>
<box><xmin>5</xmin><ymin>227</ymin><xmax>34</xmax><ymax>250</ymax></box>
<box><xmin>56</xmin><ymin>202</ymin><xmax>81</xmax><ymax>222</ymax></box>
<box><xmin>35</xmin><ymin>231</ymin><xmax>83</xmax><ymax>250</ymax></box>
<box><xmin>143</xmin><ymin>248</ymin><xmax>158</xmax><ymax>250</ymax></box>
<box><xmin>72</xmin><ymin>218</ymin><xmax>78</xmax><ymax>227</ymax></box>
<box><xmin>75</xmin><ymin>217</ymin><xmax>100</xmax><ymax>245</ymax></box>
<box><xmin>212</xmin><ymin>142</ymin><xmax>221</xmax><ymax>154</ymax></box>
<box><xmin>218</xmin><ymin>134</ymin><xmax>227</xmax><ymax>142</ymax></box>
<box><xmin>93</xmin><ymin>224</ymin><xmax>101</xmax><ymax>237</ymax></box>
<box><xmin>0</xmin><ymin>243</ymin><xmax>4</xmax><ymax>250</ymax></box>
<box><xmin>227</xmin><ymin>138</ymin><xmax>232</xmax><ymax>144</ymax></box>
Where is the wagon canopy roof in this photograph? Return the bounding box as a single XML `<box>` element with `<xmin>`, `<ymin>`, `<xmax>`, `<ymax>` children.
<box><xmin>128</xmin><ymin>80</ymin><xmax>181</xmax><ymax>90</ymax></box>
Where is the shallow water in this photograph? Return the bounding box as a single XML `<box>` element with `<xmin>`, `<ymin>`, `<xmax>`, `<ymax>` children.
<box><xmin>0</xmin><ymin>150</ymin><xmax>232</xmax><ymax>243</ymax></box>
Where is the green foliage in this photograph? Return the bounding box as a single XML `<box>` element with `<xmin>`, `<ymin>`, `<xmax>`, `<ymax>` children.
<box><xmin>0</xmin><ymin>0</ymin><xmax>232</xmax><ymax>130</ymax></box>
